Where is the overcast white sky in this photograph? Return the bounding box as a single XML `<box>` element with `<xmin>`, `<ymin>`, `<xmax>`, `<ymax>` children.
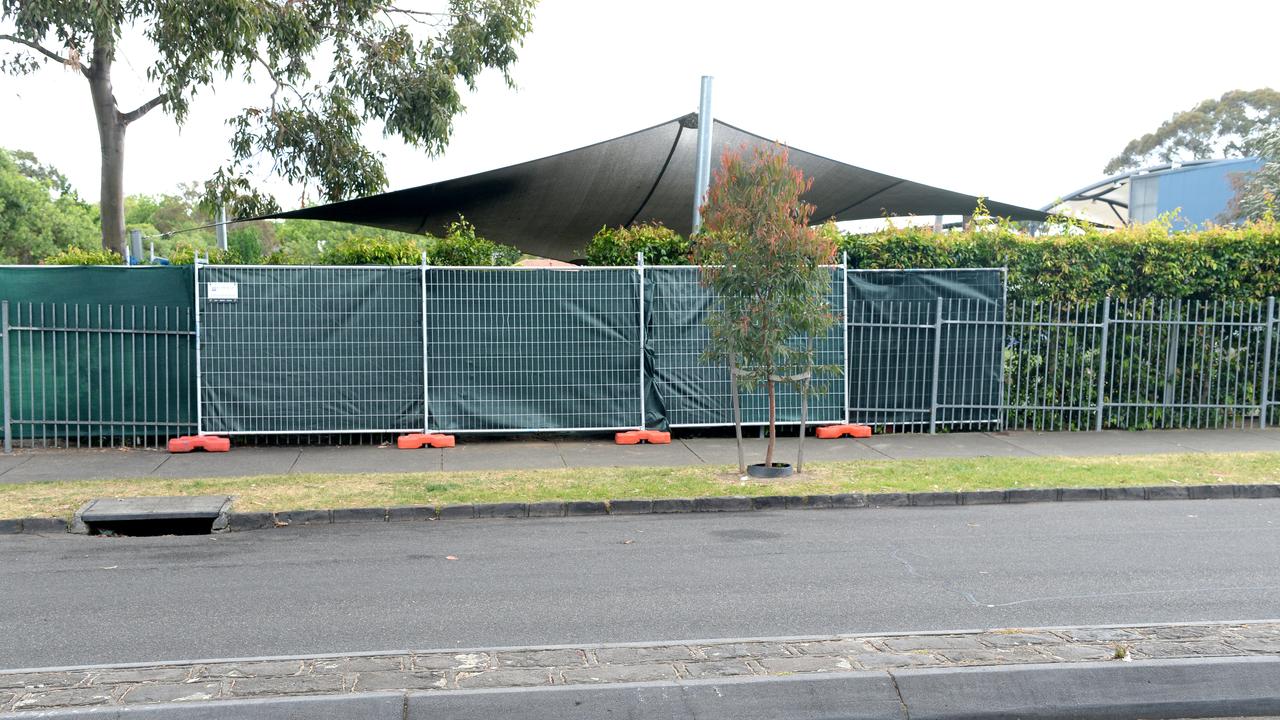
<box><xmin>3</xmin><ymin>0</ymin><xmax>1278</xmax><ymax>213</ymax></box>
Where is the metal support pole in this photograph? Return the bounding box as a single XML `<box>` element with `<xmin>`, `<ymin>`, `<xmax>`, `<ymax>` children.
<box><xmin>193</xmin><ymin>258</ymin><xmax>203</xmax><ymax>435</ymax></box>
<box><xmin>729</xmin><ymin>354</ymin><xmax>745</xmax><ymax>476</ymax></box>
<box><xmin>421</xmin><ymin>251</ymin><xmax>430</xmax><ymax>433</ymax></box>
<box><xmin>637</xmin><ymin>251</ymin><xmax>646</xmax><ymax>429</ymax></box>
<box><xmin>691</xmin><ymin>76</ymin><xmax>714</xmax><ymax>234</ymax></box>
<box><xmin>1095</xmin><ymin>296</ymin><xmax>1111</xmax><ymax>432</ymax></box>
<box><xmin>841</xmin><ymin>251</ymin><xmax>850</xmax><ymax>425</ymax></box>
<box><xmin>129</xmin><ymin>229</ymin><xmax>143</xmax><ymax>264</ymax></box>
<box><xmin>1162</xmin><ymin>300</ymin><xmax>1180</xmax><ymax>413</ymax></box>
<box><xmin>929</xmin><ymin>297</ymin><xmax>943</xmax><ymax>434</ymax></box>
<box><xmin>214</xmin><ymin>206</ymin><xmax>228</xmax><ymax>251</ymax></box>
<box><xmin>797</xmin><ymin>338</ymin><xmax>812</xmax><ymax>473</ymax></box>
<box><xmin>1261</xmin><ymin>296</ymin><xmax>1275</xmax><ymax>429</ymax></box>
<box><xmin>2</xmin><ymin>301</ymin><xmax>10</xmax><ymax>454</ymax></box>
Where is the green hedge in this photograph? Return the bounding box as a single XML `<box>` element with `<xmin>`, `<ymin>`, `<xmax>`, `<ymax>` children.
<box><xmin>841</xmin><ymin>220</ymin><xmax>1280</xmax><ymax>302</ymax></box>
<box><xmin>585</xmin><ymin>219</ymin><xmax>1280</xmax><ymax>302</ymax></box>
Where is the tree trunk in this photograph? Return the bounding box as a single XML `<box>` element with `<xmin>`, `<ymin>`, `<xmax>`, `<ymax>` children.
<box><xmin>765</xmin><ymin>378</ymin><xmax>776</xmax><ymax>467</ymax></box>
<box><xmin>88</xmin><ymin>48</ymin><xmax>126</xmax><ymax>256</ymax></box>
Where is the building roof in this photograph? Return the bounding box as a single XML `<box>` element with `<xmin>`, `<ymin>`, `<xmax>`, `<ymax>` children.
<box><xmin>1044</xmin><ymin>157</ymin><xmax>1262</xmax><ymax>228</ymax></box>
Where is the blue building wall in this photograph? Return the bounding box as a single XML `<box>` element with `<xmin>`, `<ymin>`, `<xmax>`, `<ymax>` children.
<box><xmin>1130</xmin><ymin>157</ymin><xmax>1263</xmax><ymax>229</ymax></box>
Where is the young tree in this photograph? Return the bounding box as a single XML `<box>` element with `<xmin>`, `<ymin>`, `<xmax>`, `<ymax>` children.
<box><xmin>695</xmin><ymin>145</ymin><xmax>837</xmax><ymax>472</ymax></box>
<box><xmin>1104</xmin><ymin>89</ymin><xmax>1280</xmax><ymax>175</ymax></box>
<box><xmin>1</xmin><ymin>1</ymin><xmax>537</xmax><ymax>255</ymax></box>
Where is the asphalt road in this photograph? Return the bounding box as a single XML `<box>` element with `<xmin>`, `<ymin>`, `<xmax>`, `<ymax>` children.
<box><xmin>2</xmin><ymin>499</ymin><xmax>1279</xmax><ymax>669</ymax></box>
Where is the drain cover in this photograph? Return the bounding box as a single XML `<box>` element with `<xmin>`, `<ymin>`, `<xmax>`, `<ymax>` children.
<box><xmin>73</xmin><ymin>496</ymin><xmax>232</xmax><ymax>534</ymax></box>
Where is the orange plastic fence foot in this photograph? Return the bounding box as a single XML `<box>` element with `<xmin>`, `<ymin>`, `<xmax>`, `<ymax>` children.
<box><xmin>397</xmin><ymin>433</ymin><xmax>456</xmax><ymax>449</ymax></box>
<box><xmin>615</xmin><ymin>430</ymin><xmax>672</xmax><ymax>445</ymax></box>
<box><xmin>167</xmin><ymin>435</ymin><xmax>231</xmax><ymax>453</ymax></box>
<box><xmin>815</xmin><ymin>424</ymin><xmax>872</xmax><ymax>440</ymax></box>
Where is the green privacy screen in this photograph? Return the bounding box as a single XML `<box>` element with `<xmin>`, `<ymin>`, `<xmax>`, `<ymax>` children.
<box><xmin>6</xmin><ymin>264</ymin><xmax>1004</xmax><ymax>442</ymax></box>
<box><xmin>0</xmin><ymin>266</ymin><xmax>195</xmax><ymax>447</ymax></box>
<box><xmin>845</xmin><ymin>268</ymin><xmax>1005</xmax><ymax>430</ymax></box>
<box><xmin>197</xmin><ymin>266</ymin><xmax>424</xmax><ymax>434</ymax></box>
<box><xmin>424</xmin><ymin>268</ymin><xmax>643</xmax><ymax>432</ymax></box>
<box><xmin>646</xmin><ymin>266</ymin><xmax>846</xmax><ymax>427</ymax></box>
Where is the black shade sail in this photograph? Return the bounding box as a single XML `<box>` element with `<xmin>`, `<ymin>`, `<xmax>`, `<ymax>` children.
<box><xmin>267</xmin><ymin>114</ymin><xmax>1045</xmax><ymax>261</ymax></box>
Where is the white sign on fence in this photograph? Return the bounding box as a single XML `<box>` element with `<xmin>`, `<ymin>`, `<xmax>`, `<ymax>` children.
<box><xmin>207</xmin><ymin>282</ymin><xmax>238</xmax><ymax>301</ymax></box>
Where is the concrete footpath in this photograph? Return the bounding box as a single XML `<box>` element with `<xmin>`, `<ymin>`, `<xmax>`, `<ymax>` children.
<box><xmin>4</xmin><ymin>428</ymin><xmax>1280</xmax><ymax>483</ymax></box>
<box><xmin>3</xmin><ymin>621</ymin><xmax>1279</xmax><ymax>719</ymax></box>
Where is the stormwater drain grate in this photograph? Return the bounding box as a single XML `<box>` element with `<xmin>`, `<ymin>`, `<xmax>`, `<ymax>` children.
<box><xmin>72</xmin><ymin>496</ymin><xmax>232</xmax><ymax>537</ymax></box>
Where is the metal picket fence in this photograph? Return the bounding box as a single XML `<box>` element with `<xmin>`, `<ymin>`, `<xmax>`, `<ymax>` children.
<box><xmin>1002</xmin><ymin>297</ymin><xmax>1278</xmax><ymax>432</ymax></box>
<box><xmin>1</xmin><ymin>301</ymin><xmax>196</xmax><ymax>451</ymax></box>
<box><xmin>850</xmin><ymin>295</ymin><xmax>1280</xmax><ymax>433</ymax></box>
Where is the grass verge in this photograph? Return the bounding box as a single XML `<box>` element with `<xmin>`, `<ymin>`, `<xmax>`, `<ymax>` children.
<box><xmin>2</xmin><ymin>451</ymin><xmax>1278</xmax><ymax>520</ymax></box>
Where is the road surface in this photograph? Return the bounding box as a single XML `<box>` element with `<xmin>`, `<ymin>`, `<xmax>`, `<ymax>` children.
<box><xmin>2</xmin><ymin>499</ymin><xmax>1278</xmax><ymax>668</ymax></box>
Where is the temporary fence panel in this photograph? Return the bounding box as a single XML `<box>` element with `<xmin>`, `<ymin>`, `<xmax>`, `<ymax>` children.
<box><xmin>424</xmin><ymin>267</ymin><xmax>642</xmax><ymax>432</ymax></box>
<box><xmin>646</xmin><ymin>266</ymin><xmax>846</xmax><ymax>427</ymax></box>
<box><xmin>846</xmin><ymin>269</ymin><xmax>1005</xmax><ymax>432</ymax></box>
<box><xmin>196</xmin><ymin>265</ymin><xmax>424</xmax><ymax>435</ymax></box>
<box><xmin>2</xmin><ymin>300</ymin><xmax>195</xmax><ymax>451</ymax></box>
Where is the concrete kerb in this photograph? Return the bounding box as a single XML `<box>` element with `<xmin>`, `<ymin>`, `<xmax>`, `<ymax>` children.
<box><xmin>0</xmin><ymin>692</ymin><xmax>406</xmax><ymax>719</ymax></box>
<box><xmin>6</xmin><ymin>658</ymin><xmax>1279</xmax><ymax>720</ymax></box>
<box><xmin>4</xmin><ymin>483</ymin><xmax>1280</xmax><ymax>535</ymax></box>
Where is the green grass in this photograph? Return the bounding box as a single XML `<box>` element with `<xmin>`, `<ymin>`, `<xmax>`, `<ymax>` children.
<box><xmin>3</xmin><ymin>451</ymin><xmax>1277</xmax><ymax>521</ymax></box>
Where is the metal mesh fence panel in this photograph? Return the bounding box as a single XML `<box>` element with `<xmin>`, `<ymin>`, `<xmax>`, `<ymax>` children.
<box><xmin>424</xmin><ymin>267</ymin><xmax>642</xmax><ymax>432</ymax></box>
<box><xmin>197</xmin><ymin>266</ymin><xmax>424</xmax><ymax>434</ymax></box>
<box><xmin>846</xmin><ymin>269</ymin><xmax>1005</xmax><ymax>432</ymax></box>
<box><xmin>2</xmin><ymin>301</ymin><xmax>195</xmax><ymax>450</ymax></box>
<box><xmin>646</xmin><ymin>266</ymin><xmax>845</xmax><ymax>427</ymax></box>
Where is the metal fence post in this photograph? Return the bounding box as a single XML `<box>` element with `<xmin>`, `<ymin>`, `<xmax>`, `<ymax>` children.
<box><xmin>421</xmin><ymin>251</ymin><xmax>430</xmax><ymax>433</ymax></box>
<box><xmin>1094</xmin><ymin>296</ymin><xmax>1111</xmax><ymax>432</ymax></box>
<box><xmin>841</xmin><ymin>251</ymin><xmax>850</xmax><ymax>425</ymax></box>
<box><xmin>929</xmin><ymin>296</ymin><xmax>943</xmax><ymax>434</ymax></box>
<box><xmin>1262</xmin><ymin>296</ymin><xmax>1275</xmax><ymax>429</ymax></box>
<box><xmin>2</xmin><ymin>301</ymin><xmax>10</xmax><ymax>454</ymax></box>
<box><xmin>636</xmin><ymin>252</ymin><xmax>646</xmax><ymax>429</ymax></box>
<box><xmin>192</xmin><ymin>258</ymin><xmax>203</xmax><ymax>436</ymax></box>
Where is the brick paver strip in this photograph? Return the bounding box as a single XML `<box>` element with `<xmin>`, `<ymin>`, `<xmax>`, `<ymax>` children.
<box><xmin>3</xmin><ymin>621</ymin><xmax>1278</xmax><ymax>712</ymax></box>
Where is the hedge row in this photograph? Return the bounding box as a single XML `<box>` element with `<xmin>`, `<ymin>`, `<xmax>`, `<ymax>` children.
<box><xmin>584</xmin><ymin>220</ymin><xmax>1280</xmax><ymax>302</ymax></box>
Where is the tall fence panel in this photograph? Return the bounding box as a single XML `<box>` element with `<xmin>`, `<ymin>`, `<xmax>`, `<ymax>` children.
<box><xmin>646</xmin><ymin>266</ymin><xmax>846</xmax><ymax>427</ymax></box>
<box><xmin>846</xmin><ymin>300</ymin><xmax>936</xmax><ymax>428</ymax></box>
<box><xmin>1001</xmin><ymin>300</ymin><xmax>1106</xmax><ymax>431</ymax></box>
<box><xmin>11</xmin><ymin>263</ymin><xmax>1280</xmax><ymax>447</ymax></box>
<box><xmin>2</xmin><ymin>300</ymin><xmax>195</xmax><ymax>450</ymax></box>
<box><xmin>424</xmin><ymin>267</ymin><xmax>642</xmax><ymax>432</ymax></box>
<box><xmin>846</xmin><ymin>269</ymin><xmax>1005</xmax><ymax>432</ymax></box>
<box><xmin>196</xmin><ymin>266</ymin><xmax>424</xmax><ymax>435</ymax></box>
<box><xmin>998</xmin><ymin>297</ymin><xmax>1277</xmax><ymax>431</ymax></box>
<box><xmin>1103</xmin><ymin>299</ymin><xmax>1271</xmax><ymax>430</ymax></box>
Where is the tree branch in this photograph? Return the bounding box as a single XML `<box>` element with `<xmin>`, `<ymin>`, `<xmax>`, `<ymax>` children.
<box><xmin>0</xmin><ymin>33</ymin><xmax>77</xmax><ymax>68</ymax></box>
<box><xmin>120</xmin><ymin>93</ymin><xmax>165</xmax><ymax>124</ymax></box>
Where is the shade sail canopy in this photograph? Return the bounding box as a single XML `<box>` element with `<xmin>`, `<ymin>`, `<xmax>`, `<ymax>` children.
<box><xmin>267</xmin><ymin>114</ymin><xmax>1046</xmax><ymax>261</ymax></box>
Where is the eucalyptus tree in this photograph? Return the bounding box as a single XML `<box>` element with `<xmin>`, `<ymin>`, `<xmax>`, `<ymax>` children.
<box><xmin>1</xmin><ymin>0</ymin><xmax>537</xmax><ymax>253</ymax></box>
